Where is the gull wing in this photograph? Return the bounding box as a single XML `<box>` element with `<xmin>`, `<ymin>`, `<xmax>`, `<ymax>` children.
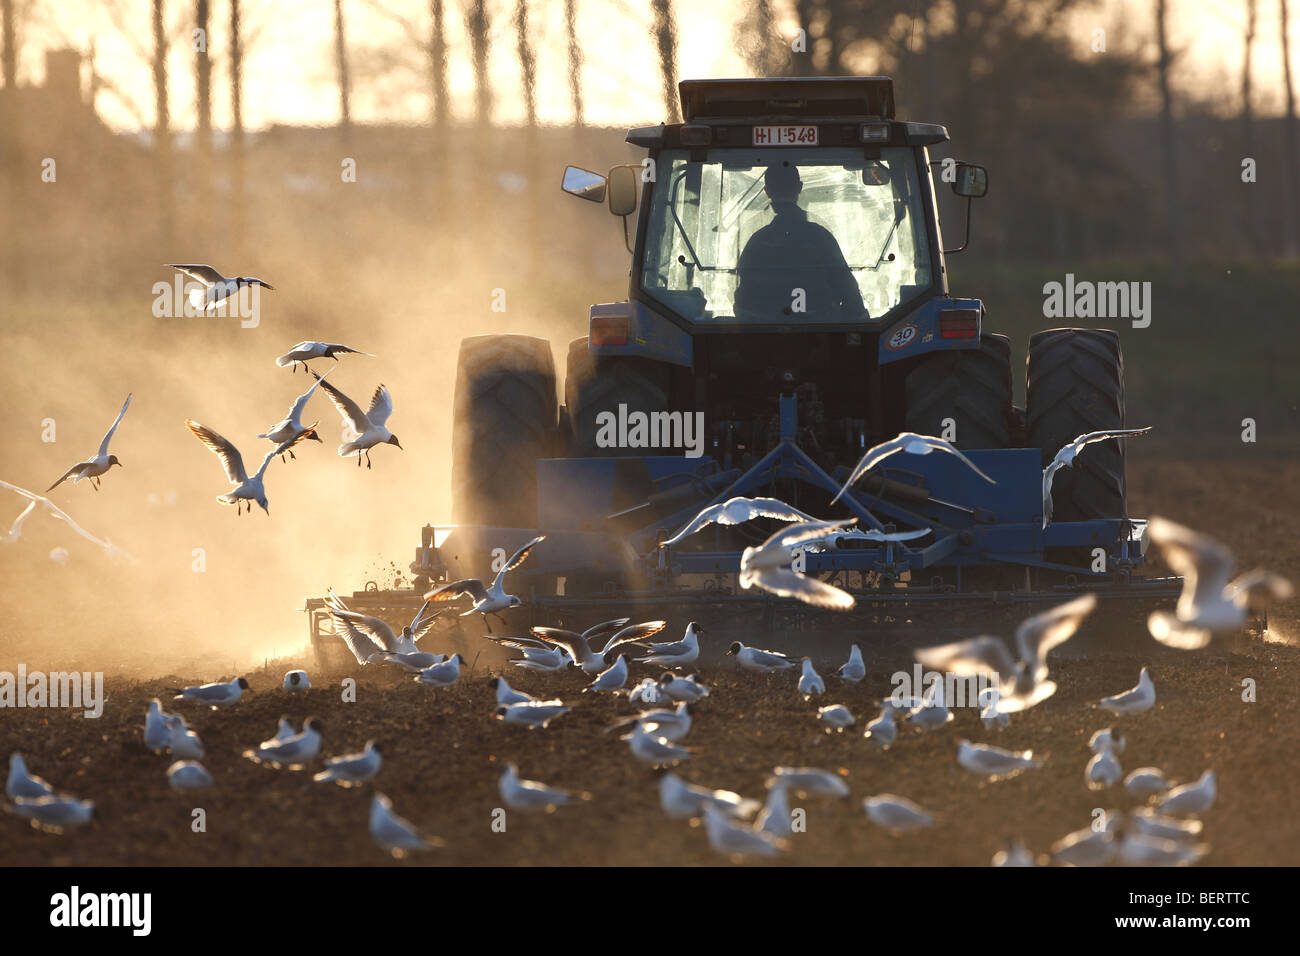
<box><xmin>762</xmin><ymin>518</ymin><xmax>858</xmax><ymax>553</ymax></box>
<box><xmin>915</xmin><ymin>635</ymin><xmax>1017</xmax><ymax>683</ymax></box>
<box><xmin>330</xmin><ymin>608</ymin><xmax>401</xmax><ymax>653</ymax></box>
<box><xmin>325</xmin><ymin>343</ymin><xmax>373</xmax><ymax>357</ymax></box>
<box><xmin>1148</xmin><ymin>516</ymin><xmax>1235</xmax><ymax>615</ymax></box>
<box><xmin>599</xmin><ymin>620</ymin><xmax>669</xmax><ymax>656</ymax></box>
<box><xmin>1069</xmin><ymin>427</ymin><xmax>1153</xmax><ymax>456</ymax></box>
<box><xmin>1014</xmin><ymin>593</ymin><xmax>1096</xmax><ymax>681</ymax></box>
<box><xmin>168</xmin><ymin>263</ymin><xmax>226</xmax><ymax>284</ymax></box>
<box><xmin>832</xmin><ymin>435</ymin><xmax>908</xmax><ymax>504</ymax></box>
<box><xmin>311</xmin><ymin>371</ymin><xmax>371</xmax><ymax>437</ymax></box>
<box><xmin>528</xmin><ymin>626</ymin><xmax>589</xmax><ymax>661</ymax></box>
<box><xmin>910</xmin><ymin>434</ymin><xmax>997</xmax><ymax>484</ymax></box>
<box><xmin>660</xmin><ymin>502</ymin><xmax>727</xmax><ymax>547</ymax></box>
<box><xmin>330</xmin><ymin>612</ymin><xmax>388</xmax><ymax>664</ymax></box>
<box><xmin>186</xmin><ymin>420</ymin><xmax>248</xmax><ymax>484</ymax></box>
<box><xmin>491</xmin><ymin>534</ymin><xmax>546</xmax><ymax>590</ymax></box>
<box><xmin>96</xmin><ymin>393</ymin><xmax>132</xmax><ymax>457</ymax></box>
<box><xmin>254</xmin><ymin>439</ymin><xmax>296</xmax><ymax>479</ymax></box>
<box><xmin>286</xmin><ymin>369</ymin><xmax>331</xmax><ymax>423</ymax></box>
<box><xmin>366</xmin><ymin>385</ymin><xmax>395</xmax><ymax>427</ymax></box>
<box><xmin>45</xmin><ymin>462</ymin><xmax>87</xmax><ymax>493</ymax></box>
<box><xmin>580</xmin><ymin>618</ymin><xmax>632</xmax><ymax>641</ymax></box>
<box><xmin>744</xmin><ymin>566</ymin><xmax>856</xmax><ymax>610</ymax></box>
<box><xmin>424</xmin><ymin>578</ymin><xmax>490</xmax><ymax>604</ymax></box>
<box><xmin>276</xmin><ymin>342</ymin><xmax>317</xmax><ymax>366</ymax></box>
<box><xmin>407</xmin><ymin>603</ymin><xmax>446</xmax><ymax>644</ymax></box>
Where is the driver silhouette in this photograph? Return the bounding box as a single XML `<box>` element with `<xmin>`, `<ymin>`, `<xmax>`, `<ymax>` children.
<box><xmin>734</xmin><ymin>163</ymin><xmax>866</xmax><ymax>321</ymax></box>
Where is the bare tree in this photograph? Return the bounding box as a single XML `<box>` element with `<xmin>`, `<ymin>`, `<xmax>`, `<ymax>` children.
<box><xmin>466</xmin><ymin>0</ymin><xmax>491</xmax><ymax>127</ymax></box>
<box><xmin>334</xmin><ymin>0</ymin><xmax>352</xmax><ymax>142</ymax></box>
<box><xmin>565</xmin><ymin>0</ymin><xmax>583</xmax><ymax>125</ymax></box>
<box><xmin>231</xmin><ymin>0</ymin><xmax>246</xmax><ymax>250</ymax></box>
<box><xmin>1155</xmin><ymin>0</ymin><xmax>1182</xmax><ymax>267</ymax></box>
<box><xmin>195</xmin><ymin>0</ymin><xmax>213</xmax><ymax>218</ymax></box>
<box><xmin>431</xmin><ymin>0</ymin><xmax>448</xmax><ymax>131</ymax></box>
<box><xmin>652</xmin><ymin>0</ymin><xmax>678</xmax><ymax>121</ymax></box>
<box><xmin>1242</xmin><ymin>0</ymin><xmax>1258</xmax><ymax>250</ymax></box>
<box><xmin>514</xmin><ymin>0</ymin><xmax>537</xmax><ymax>125</ymax></box>
<box><xmin>1282</xmin><ymin>0</ymin><xmax>1300</xmax><ymax>254</ymax></box>
<box><xmin>153</xmin><ymin>0</ymin><xmax>175</xmax><ymax>243</ymax></box>
<box><xmin>1</xmin><ymin>0</ymin><xmax>15</xmax><ymax>89</ymax></box>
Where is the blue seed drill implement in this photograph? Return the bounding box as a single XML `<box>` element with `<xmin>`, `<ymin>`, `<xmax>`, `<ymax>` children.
<box><xmin>305</xmin><ymin>77</ymin><xmax>1178</xmax><ymax>664</ymax></box>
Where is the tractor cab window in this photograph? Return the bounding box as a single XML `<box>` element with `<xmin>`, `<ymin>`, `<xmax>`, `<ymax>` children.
<box><xmin>640</xmin><ymin>146</ymin><xmax>934</xmax><ymax>325</ymax></box>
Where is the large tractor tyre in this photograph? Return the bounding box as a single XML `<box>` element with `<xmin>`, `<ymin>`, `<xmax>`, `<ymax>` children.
<box><xmin>1026</xmin><ymin>328</ymin><xmax>1126</xmax><ymax>522</ymax></box>
<box><xmin>451</xmin><ymin>334</ymin><xmax>557</xmax><ymax>528</ymax></box>
<box><xmin>564</xmin><ymin>336</ymin><xmax>672</xmax><ymax>457</ymax></box>
<box><xmin>904</xmin><ymin>333</ymin><xmax>1013</xmax><ymax>449</ymax></box>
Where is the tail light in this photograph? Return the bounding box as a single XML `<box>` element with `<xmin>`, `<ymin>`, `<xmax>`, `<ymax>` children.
<box><xmin>591</xmin><ymin>316</ymin><xmax>629</xmax><ymax>346</ymax></box>
<box><xmin>938</xmin><ymin>308</ymin><xmax>979</xmax><ymax>339</ymax></box>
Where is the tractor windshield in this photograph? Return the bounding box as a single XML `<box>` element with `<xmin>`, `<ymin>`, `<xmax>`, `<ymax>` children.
<box><xmin>640</xmin><ymin>146</ymin><xmax>934</xmax><ymax>325</ymax></box>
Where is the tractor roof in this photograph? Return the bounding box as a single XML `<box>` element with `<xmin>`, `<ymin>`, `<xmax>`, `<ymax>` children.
<box><xmin>677</xmin><ymin>77</ymin><xmax>896</xmax><ymax>122</ymax></box>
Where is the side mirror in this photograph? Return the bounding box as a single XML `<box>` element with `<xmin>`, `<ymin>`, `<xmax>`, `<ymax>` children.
<box><xmin>953</xmin><ymin>164</ymin><xmax>988</xmax><ymax>198</ymax></box>
<box><xmin>608</xmin><ymin>166</ymin><xmax>638</xmax><ymax>217</ymax></box>
<box><xmin>562</xmin><ymin>165</ymin><xmax>607</xmax><ymax>203</ymax></box>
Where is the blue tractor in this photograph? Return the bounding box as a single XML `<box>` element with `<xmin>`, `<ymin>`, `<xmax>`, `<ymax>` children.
<box><xmin>307</xmin><ymin>77</ymin><xmax>1173</xmax><ymax>664</ymax></box>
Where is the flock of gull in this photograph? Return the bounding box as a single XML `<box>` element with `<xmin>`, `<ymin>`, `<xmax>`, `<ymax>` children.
<box><xmin>2</xmin><ymin>281</ymin><xmax>1293</xmax><ymax>862</ymax></box>
<box><xmin>4</xmin><ymin>484</ymin><xmax>1288</xmax><ymax>862</ymax></box>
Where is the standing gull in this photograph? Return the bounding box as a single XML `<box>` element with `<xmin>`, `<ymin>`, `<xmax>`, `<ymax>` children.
<box><xmin>658</xmin><ymin>772</ymin><xmax>759</xmax><ymax>821</ymax></box>
<box><xmin>424</xmin><ymin>535</ymin><xmax>547</xmax><ymax>633</ymax></box>
<box><xmin>313</xmin><ymin>741</ymin><xmax>383</xmax><ymax>787</ymax></box>
<box><xmin>1041</xmin><ymin>428</ymin><xmax>1152</xmax><ymax>528</ymax></box>
<box><xmin>186</xmin><ymin>420</ymin><xmax>293</xmax><ymax>514</ymax></box>
<box><xmin>310</xmin><ymin>371</ymin><xmax>402</xmax><ymax>469</ymax></box>
<box><xmin>797</xmin><ymin>658</ymin><xmax>825</xmax><ymax>699</ymax></box>
<box><xmin>832</xmin><ymin>431</ymin><xmax>996</xmax><ymax>505</ymax></box>
<box><xmin>1097</xmin><ymin>667</ymin><xmax>1156</xmax><ymax>716</ymax></box>
<box><xmin>370</xmin><ymin>793</ymin><xmax>444</xmax><ymax>858</ymax></box>
<box><xmin>634</xmin><ymin>622</ymin><xmax>702</xmax><ymax>668</ymax></box>
<box><xmin>956</xmin><ymin>740</ymin><xmax>1042</xmax><ymax>779</ymax></box>
<box><xmin>6</xmin><ymin>753</ymin><xmax>55</xmax><ymax>801</ymax></box>
<box><xmin>837</xmin><ymin>644</ymin><xmax>866</xmax><ymax>683</ymax></box>
<box><xmin>46</xmin><ymin>393</ymin><xmax>132</xmax><ymax>492</ymax></box>
<box><xmin>863</xmin><ymin>794</ymin><xmax>934</xmax><ymax>833</ymax></box>
<box><xmin>726</xmin><ymin>641</ymin><xmax>797</xmax><ymax>674</ymax></box>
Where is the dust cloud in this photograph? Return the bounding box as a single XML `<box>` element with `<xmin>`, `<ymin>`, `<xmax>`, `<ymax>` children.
<box><xmin>0</xmin><ymin>124</ymin><xmax>638</xmax><ymax>675</ymax></box>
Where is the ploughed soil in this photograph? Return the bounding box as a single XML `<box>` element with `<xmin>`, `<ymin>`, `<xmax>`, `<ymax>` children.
<box><xmin>2</xmin><ymin>457</ymin><xmax>1298</xmax><ymax>866</ymax></box>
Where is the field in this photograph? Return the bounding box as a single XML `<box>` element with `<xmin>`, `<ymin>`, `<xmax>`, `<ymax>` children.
<box><xmin>3</xmin><ymin>456</ymin><xmax>1297</xmax><ymax>866</ymax></box>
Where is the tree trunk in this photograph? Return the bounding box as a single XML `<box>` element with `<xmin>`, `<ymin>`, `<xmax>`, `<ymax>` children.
<box><xmin>153</xmin><ymin>0</ymin><xmax>174</xmax><ymax>245</ymax></box>
<box><xmin>195</xmin><ymin>0</ymin><xmax>213</xmax><ymax>226</ymax></box>
<box><xmin>333</xmin><ymin>0</ymin><xmax>351</xmax><ymax>144</ymax></box>
<box><xmin>429</xmin><ymin>0</ymin><xmax>448</xmax><ymax>131</ymax></box>
<box><xmin>466</xmin><ymin>0</ymin><xmax>491</xmax><ymax>128</ymax></box>
<box><xmin>1</xmin><ymin>0</ymin><xmax>15</xmax><ymax>90</ymax></box>
<box><xmin>1241</xmin><ymin>0</ymin><xmax>1257</xmax><ymax>251</ymax></box>
<box><xmin>514</xmin><ymin>0</ymin><xmax>536</xmax><ymax>126</ymax></box>
<box><xmin>565</xmin><ymin>0</ymin><xmax>583</xmax><ymax>126</ymax></box>
<box><xmin>230</xmin><ymin>0</ymin><xmax>246</xmax><ymax>253</ymax></box>
<box><xmin>1155</xmin><ymin>0</ymin><xmax>1182</xmax><ymax>268</ymax></box>
<box><xmin>652</xmin><ymin>0</ymin><xmax>679</xmax><ymax>121</ymax></box>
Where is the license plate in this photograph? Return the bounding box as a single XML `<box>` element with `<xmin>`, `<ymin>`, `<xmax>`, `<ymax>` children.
<box><xmin>752</xmin><ymin>125</ymin><xmax>819</xmax><ymax>146</ymax></box>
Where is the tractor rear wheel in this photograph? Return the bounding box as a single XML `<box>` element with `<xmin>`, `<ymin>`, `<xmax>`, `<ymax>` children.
<box><xmin>1026</xmin><ymin>328</ymin><xmax>1127</xmax><ymax>522</ymax></box>
<box><xmin>563</xmin><ymin>336</ymin><xmax>672</xmax><ymax>456</ymax></box>
<box><xmin>451</xmin><ymin>334</ymin><xmax>557</xmax><ymax>527</ymax></box>
<box><xmin>903</xmin><ymin>333</ymin><xmax>1013</xmax><ymax>449</ymax></box>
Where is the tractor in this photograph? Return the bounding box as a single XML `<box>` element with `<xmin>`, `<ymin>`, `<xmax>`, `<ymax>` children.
<box><xmin>305</xmin><ymin>77</ymin><xmax>1176</xmax><ymax>667</ymax></box>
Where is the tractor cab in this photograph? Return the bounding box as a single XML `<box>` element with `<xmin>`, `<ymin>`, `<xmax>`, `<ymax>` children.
<box><xmin>562</xmin><ymin>77</ymin><xmax>988</xmax><ymax>333</ymax></box>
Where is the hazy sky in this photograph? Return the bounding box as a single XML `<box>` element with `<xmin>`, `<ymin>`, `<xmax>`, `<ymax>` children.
<box><xmin>11</xmin><ymin>0</ymin><xmax>1300</xmax><ymax>131</ymax></box>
